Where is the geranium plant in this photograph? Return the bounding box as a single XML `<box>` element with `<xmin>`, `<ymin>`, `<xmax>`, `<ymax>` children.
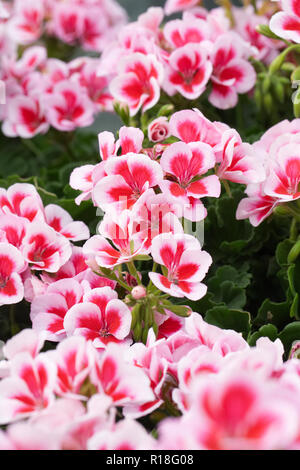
<box><xmin>0</xmin><ymin>0</ymin><xmax>300</xmax><ymax>451</ymax></box>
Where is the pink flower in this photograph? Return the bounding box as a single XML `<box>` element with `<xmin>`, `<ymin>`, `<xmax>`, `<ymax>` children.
<box><xmin>0</xmin><ymin>352</ymin><xmax>57</xmax><ymax>424</ymax></box>
<box><xmin>7</xmin><ymin>0</ymin><xmax>44</xmax><ymax>45</ymax></box>
<box><xmin>165</xmin><ymin>44</ymin><xmax>212</xmax><ymax>100</ymax></box>
<box><xmin>217</xmin><ymin>130</ymin><xmax>266</xmax><ymax>184</ymax></box>
<box><xmin>163</xmin><ymin>15</ymin><xmax>211</xmax><ymax>48</ymax></box>
<box><xmin>148</xmin><ymin>117</ymin><xmax>170</xmax><ymax>143</ymax></box>
<box><xmin>237</xmin><ymin>119</ymin><xmax>300</xmax><ymax>225</ymax></box>
<box><xmin>0</xmin><ymin>421</ymin><xmax>60</xmax><ymax>450</ymax></box>
<box><xmin>83</xmin><ymin>211</ymin><xmax>147</xmax><ymax>268</ymax></box>
<box><xmin>64</xmin><ymin>287</ymin><xmax>131</xmax><ymax>348</ymax></box>
<box><xmin>48</xmin><ymin>336</ymin><xmax>93</xmax><ymax>398</ymax></box>
<box><xmin>69</xmin><ymin>162</ymin><xmax>106</xmax><ymax>205</ymax></box>
<box><xmin>209</xmin><ymin>33</ymin><xmax>256</xmax><ymax>109</ymax></box>
<box><xmin>137</xmin><ymin>7</ymin><xmax>164</xmax><ymax>34</ymax></box>
<box><xmin>0</xmin><ymin>183</ymin><xmax>44</xmax><ymax>222</ymax></box>
<box><xmin>43</xmin><ymin>80</ymin><xmax>94</xmax><ymax>132</ymax></box>
<box><xmin>0</xmin><ymin>243</ymin><xmax>25</xmax><ymax>306</ymax></box>
<box><xmin>76</xmin><ymin>59</ymin><xmax>113</xmax><ymax>111</ymax></box>
<box><xmin>185</xmin><ymin>313</ymin><xmax>249</xmax><ymax>356</ymax></box>
<box><xmin>188</xmin><ymin>372</ymin><xmax>299</xmax><ymax>450</ymax></box>
<box><xmin>270</xmin><ymin>0</ymin><xmax>300</xmax><ymax>43</ymax></box>
<box><xmin>110</xmin><ymin>53</ymin><xmax>164</xmax><ymax>116</ymax></box>
<box><xmin>30</xmin><ymin>279</ymin><xmax>84</xmax><ymax>342</ymax></box>
<box><xmin>131</xmin><ymin>189</ymin><xmax>183</xmax><ymax>250</ymax></box>
<box><xmin>117</xmin><ymin>126</ymin><xmax>144</xmax><ymax>155</ymax></box>
<box><xmin>50</xmin><ymin>3</ymin><xmax>82</xmax><ymax>45</ymax></box>
<box><xmin>93</xmin><ymin>153</ymin><xmax>163</xmax><ymax>212</ymax></box>
<box><xmin>169</xmin><ymin>109</ymin><xmax>228</xmax><ymax>151</ymax></box>
<box><xmin>264</xmin><ymin>145</ymin><xmax>300</xmax><ymax>202</ymax></box>
<box><xmin>88</xmin><ymin>419</ymin><xmax>155</xmax><ymax>450</ymax></box>
<box><xmin>236</xmin><ymin>183</ymin><xmax>279</xmax><ymax>227</ymax></box>
<box><xmin>44</xmin><ymin>204</ymin><xmax>90</xmax><ymax>242</ymax></box>
<box><xmin>159</xmin><ymin>141</ymin><xmax>220</xmax><ymax>220</ymax></box>
<box><xmin>149</xmin><ymin>233</ymin><xmax>212</xmax><ymax>301</ymax></box>
<box><xmin>91</xmin><ymin>344</ymin><xmax>155</xmax><ymax>406</ymax></box>
<box><xmin>3</xmin><ymin>329</ymin><xmax>46</xmax><ymax>361</ymax></box>
<box><xmin>0</xmin><ymin>214</ymin><xmax>28</xmax><ymax>249</ymax></box>
<box><xmin>2</xmin><ymin>95</ymin><xmax>49</xmax><ymax>138</ymax></box>
<box><xmin>164</xmin><ymin>0</ymin><xmax>201</xmax><ymax>16</ymax></box>
<box><xmin>21</xmin><ymin>223</ymin><xmax>72</xmax><ymax>273</ymax></box>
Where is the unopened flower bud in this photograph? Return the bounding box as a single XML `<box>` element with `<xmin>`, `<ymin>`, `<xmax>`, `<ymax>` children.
<box><xmin>132</xmin><ymin>285</ymin><xmax>147</xmax><ymax>300</ymax></box>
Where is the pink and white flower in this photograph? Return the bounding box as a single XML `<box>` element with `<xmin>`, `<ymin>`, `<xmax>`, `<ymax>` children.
<box><xmin>165</xmin><ymin>44</ymin><xmax>212</xmax><ymax>100</ymax></box>
<box><xmin>110</xmin><ymin>53</ymin><xmax>164</xmax><ymax>116</ymax></box>
<box><xmin>270</xmin><ymin>0</ymin><xmax>300</xmax><ymax>43</ymax></box>
<box><xmin>2</xmin><ymin>95</ymin><xmax>49</xmax><ymax>138</ymax></box>
<box><xmin>21</xmin><ymin>223</ymin><xmax>72</xmax><ymax>273</ymax></box>
<box><xmin>209</xmin><ymin>33</ymin><xmax>256</xmax><ymax>109</ymax></box>
<box><xmin>93</xmin><ymin>153</ymin><xmax>163</xmax><ymax>212</ymax></box>
<box><xmin>0</xmin><ymin>352</ymin><xmax>57</xmax><ymax>424</ymax></box>
<box><xmin>45</xmin><ymin>204</ymin><xmax>90</xmax><ymax>242</ymax></box>
<box><xmin>30</xmin><ymin>279</ymin><xmax>84</xmax><ymax>342</ymax></box>
<box><xmin>83</xmin><ymin>210</ymin><xmax>147</xmax><ymax>268</ymax></box>
<box><xmin>0</xmin><ymin>243</ymin><xmax>25</xmax><ymax>306</ymax></box>
<box><xmin>159</xmin><ymin>141</ymin><xmax>220</xmax><ymax>220</ymax></box>
<box><xmin>43</xmin><ymin>80</ymin><xmax>94</xmax><ymax>132</ymax></box>
<box><xmin>149</xmin><ymin>233</ymin><xmax>212</xmax><ymax>301</ymax></box>
<box><xmin>64</xmin><ymin>287</ymin><xmax>131</xmax><ymax>348</ymax></box>
<box><xmin>164</xmin><ymin>0</ymin><xmax>201</xmax><ymax>16</ymax></box>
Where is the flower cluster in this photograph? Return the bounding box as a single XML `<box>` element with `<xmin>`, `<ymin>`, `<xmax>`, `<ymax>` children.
<box><xmin>1</xmin><ymin>0</ymin><xmax>300</xmax><ymax>453</ymax></box>
<box><xmin>0</xmin><ymin>182</ymin><xmax>93</xmax><ymax>307</ymax></box>
<box><xmin>0</xmin><ymin>46</ymin><xmax>113</xmax><ymax>137</ymax></box>
<box><xmin>237</xmin><ymin>119</ymin><xmax>300</xmax><ymax>226</ymax></box>
<box><xmin>100</xmin><ymin>3</ymin><xmax>282</xmax><ymax>114</ymax></box>
<box><xmin>2</xmin><ymin>0</ymin><xmax>127</xmax><ymax>52</ymax></box>
<box><xmin>0</xmin><ymin>319</ymin><xmax>300</xmax><ymax>450</ymax></box>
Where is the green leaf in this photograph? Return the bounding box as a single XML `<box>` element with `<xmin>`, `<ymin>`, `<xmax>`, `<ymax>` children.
<box><xmin>279</xmin><ymin>322</ymin><xmax>300</xmax><ymax>353</ymax></box>
<box><xmin>205</xmin><ymin>306</ymin><xmax>251</xmax><ymax>337</ymax></box>
<box><xmin>276</xmin><ymin>239</ymin><xmax>294</xmax><ymax>267</ymax></box>
<box><xmin>255</xmin><ymin>298</ymin><xmax>291</xmax><ymax>329</ymax></box>
<box><xmin>248</xmin><ymin>324</ymin><xmax>278</xmax><ymax>346</ymax></box>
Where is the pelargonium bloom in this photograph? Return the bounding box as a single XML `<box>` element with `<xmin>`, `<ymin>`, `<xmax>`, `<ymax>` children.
<box><xmin>0</xmin><ymin>352</ymin><xmax>57</xmax><ymax>424</ymax></box>
<box><xmin>0</xmin><ymin>243</ymin><xmax>25</xmax><ymax>306</ymax></box>
<box><xmin>110</xmin><ymin>53</ymin><xmax>164</xmax><ymax>116</ymax></box>
<box><xmin>159</xmin><ymin>141</ymin><xmax>220</xmax><ymax>220</ymax></box>
<box><xmin>21</xmin><ymin>223</ymin><xmax>72</xmax><ymax>273</ymax></box>
<box><xmin>43</xmin><ymin>80</ymin><xmax>94</xmax><ymax>132</ymax></box>
<box><xmin>64</xmin><ymin>287</ymin><xmax>132</xmax><ymax>348</ymax></box>
<box><xmin>149</xmin><ymin>233</ymin><xmax>212</xmax><ymax>300</ymax></box>
<box><xmin>30</xmin><ymin>279</ymin><xmax>84</xmax><ymax>342</ymax></box>
<box><xmin>93</xmin><ymin>153</ymin><xmax>164</xmax><ymax>213</ymax></box>
<box><xmin>83</xmin><ymin>210</ymin><xmax>147</xmax><ymax>268</ymax></box>
<box><xmin>209</xmin><ymin>33</ymin><xmax>256</xmax><ymax>109</ymax></box>
<box><xmin>270</xmin><ymin>0</ymin><xmax>300</xmax><ymax>43</ymax></box>
<box><xmin>164</xmin><ymin>0</ymin><xmax>201</xmax><ymax>16</ymax></box>
<box><xmin>165</xmin><ymin>44</ymin><xmax>212</xmax><ymax>100</ymax></box>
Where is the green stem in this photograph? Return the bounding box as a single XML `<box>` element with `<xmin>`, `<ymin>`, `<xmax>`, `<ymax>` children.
<box><xmin>21</xmin><ymin>138</ymin><xmax>43</xmax><ymax>160</ymax></box>
<box><xmin>127</xmin><ymin>261</ymin><xmax>142</xmax><ymax>285</ymax></box>
<box><xmin>114</xmin><ymin>272</ymin><xmax>133</xmax><ymax>292</ymax></box>
<box><xmin>269</xmin><ymin>44</ymin><xmax>300</xmax><ymax>74</ymax></box>
<box><xmin>222</xmin><ymin>179</ymin><xmax>232</xmax><ymax>198</ymax></box>
<box><xmin>285</xmin><ymin>204</ymin><xmax>300</xmax><ymax>222</ymax></box>
<box><xmin>9</xmin><ymin>305</ymin><xmax>19</xmax><ymax>336</ymax></box>
<box><xmin>95</xmin><ymin>269</ymin><xmax>132</xmax><ymax>292</ymax></box>
<box><xmin>147</xmin><ymin>262</ymin><xmax>158</xmax><ymax>291</ymax></box>
<box><xmin>290</xmin><ymin>218</ymin><xmax>298</xmax><ymax>242</ymax></box>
